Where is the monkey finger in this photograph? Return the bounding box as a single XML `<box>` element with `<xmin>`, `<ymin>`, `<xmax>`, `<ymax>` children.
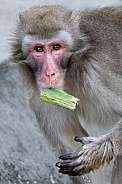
<box><xmin>59</xmin><ymin>146</ymin><xmax>84</xmax><ymax>160</ymax></box>
<box><xmin>69</xmin><ymin>165</ymin><xmax>92</xmax><ymax>176</ymax></box>
<box><xmin>56</xmin><ymin>161</ymin><xmax>71</xmax><ymax>168</ymax></box>
<box><xmin>75</xmin><ymin>136</ymin><xmax>85</xmax><ymax>143</ymax></box>
<box><xmin>56</xmin><ymin>158</ymin><xmax>81</xmax><ymax>168</ymax></box>
<box><xmin>58</xmin><ymin>168</ymin><xmax>74</xmax><ymax>175</ymax></box>
<box><xmin>59</xmin><ymin>168</ymin><xmax>80</xmax><ymax>176</ymax></box>
<box><xmin>59</xmin><ymin>153</ymin><xmax>73</xmax><ymax>160</ymax></box>
<box><xmin>59</xmin><ymin>170</ymin><xmax>78</xmax><ymax>176</ymax></box>
<box><xmin>75</xmin><ymin>136</ymin><xmax>88</xmax><ymax>145</ymax></box>
<box><xmin>58</xmin><ymin>164</ymin><xmax>91</xmax><ymax>176</ymax></box>
<box><xmin>75</xmin><ymin>136</ymin><xmax>98</xmax><ymax>145</ymax></box>
<box><xmin>59</xmin><ymin>150</ymin><xmax>80</xmax><ymax>160</ymax></box>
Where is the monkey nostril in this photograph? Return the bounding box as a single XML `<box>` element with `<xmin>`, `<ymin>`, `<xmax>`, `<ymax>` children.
<box><xmin>46</xmin><ymin>72</ymin><xmax>55</xmax><ymax>77</ymax></box>
<box><xmin>45</xmin><ymin>69</ymin><xmax>56</xmax><ymax>78</ymax></box>
<box><xmin>51</xmin><ymin>73</ymin><xmax>55</xmax><ymax>76</ymax></box>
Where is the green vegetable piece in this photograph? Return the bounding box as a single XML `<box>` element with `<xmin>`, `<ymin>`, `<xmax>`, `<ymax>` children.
<box><xmin>40</xmin><ymin>88</ymin><xmax>79</xmax><ymax>110</ymax></box>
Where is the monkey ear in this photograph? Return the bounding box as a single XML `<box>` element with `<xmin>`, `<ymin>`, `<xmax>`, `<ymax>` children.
<box><xmin>18</xmin><ymin>13</ymin><xmax>24</xmax><ymax>24</ymax></box>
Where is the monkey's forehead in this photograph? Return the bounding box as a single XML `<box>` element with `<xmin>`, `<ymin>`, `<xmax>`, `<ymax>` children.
<box><xmin>18</xmin><ymin>6</ymin><xmax>72</xmax><ymax>37</ymax></box>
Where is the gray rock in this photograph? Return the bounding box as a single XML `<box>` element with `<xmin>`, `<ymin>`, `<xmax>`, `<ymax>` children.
<box><xmin>0</xmin><ymin>63</ymin><xmax>70</xmax><ymax>184</ymax></box>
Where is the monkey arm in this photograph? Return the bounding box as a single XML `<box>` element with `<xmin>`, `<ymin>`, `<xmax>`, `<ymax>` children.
<box><xmin>56</xmin><ymin>120</ymin><xmax>122</xmax><ymax>176</ymax></box>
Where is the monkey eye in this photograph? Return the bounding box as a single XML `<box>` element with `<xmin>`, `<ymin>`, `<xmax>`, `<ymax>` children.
<box><xmin>35</xmin><ymin>46</ymin><xmax>44</xmax><ymax>52</ymax></box>
<box><xmin>53</xmin><ymin>44</ymin><xmax>61</xmax><ymax>51</ymax></box>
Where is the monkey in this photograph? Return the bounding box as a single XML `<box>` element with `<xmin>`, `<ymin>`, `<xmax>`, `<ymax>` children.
<box><xmin>10</xmin><ymin>5</ymin><xmax>122</xmax><ymax>184</ymax></box>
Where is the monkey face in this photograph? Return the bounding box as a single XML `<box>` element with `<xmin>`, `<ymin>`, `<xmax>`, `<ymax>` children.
<box><xmin>21</xmin><ymin>31</ymin><xmax>74</xmax><ymax>91</ymax></box>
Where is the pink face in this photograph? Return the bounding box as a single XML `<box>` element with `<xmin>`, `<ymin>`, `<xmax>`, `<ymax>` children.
<box><xmin>29</xmin><ymin>40</ymin><xmax>66</xmax><ymax>89</ymax></box>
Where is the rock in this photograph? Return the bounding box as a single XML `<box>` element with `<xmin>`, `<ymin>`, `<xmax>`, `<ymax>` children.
<box><xmin>0</xmin><ymin>63</ymin><xmax>70</xmax><ymax>184</ymax></box>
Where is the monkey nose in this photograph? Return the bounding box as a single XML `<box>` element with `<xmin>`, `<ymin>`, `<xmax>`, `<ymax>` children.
<box><xmin>45</xmin><ymin>69</ymin><xmax>56</xmax><ymax>79</ymax></box>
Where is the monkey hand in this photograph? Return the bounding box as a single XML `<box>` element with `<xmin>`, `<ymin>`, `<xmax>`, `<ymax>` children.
<box><xmin>56</xmin><ymin>135</ymin><xmax>114</xmax><ymax>176</ymax></box>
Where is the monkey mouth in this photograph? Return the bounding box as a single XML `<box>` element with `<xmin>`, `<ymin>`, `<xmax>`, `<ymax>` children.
<box><xmin>39</xmin><ymin>80</ymin><xmax>64</xmax><ymax>90</ymax></box>
<box><xmin>45</xmin><ymin>82</ymin><xmax>59</xmax><ymax>89</ymax></box>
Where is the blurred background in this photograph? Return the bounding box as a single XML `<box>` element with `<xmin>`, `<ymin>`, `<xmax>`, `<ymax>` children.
<box><xmin>0</xmin><ymin>1</ymin><xmax>122</xmax><ymax>184</ymax></box>
<box><xmin>0</xmin><ymin>0</ymin><xmax>122</xmax><ymax>62</ymax></box>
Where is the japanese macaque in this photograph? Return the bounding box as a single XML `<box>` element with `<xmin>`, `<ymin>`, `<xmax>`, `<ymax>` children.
<box><xmin>10</xmin><ymin>5</ymin><xmax>122</xmax><ymax>184</ymax></box>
